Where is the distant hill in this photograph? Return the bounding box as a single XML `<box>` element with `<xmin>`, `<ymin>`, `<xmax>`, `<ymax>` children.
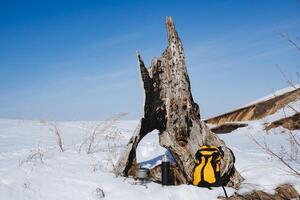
<box><xmin>205</xmin><ymin>85</ymin><xmax>300</xmax><ymax>133</ymax></box>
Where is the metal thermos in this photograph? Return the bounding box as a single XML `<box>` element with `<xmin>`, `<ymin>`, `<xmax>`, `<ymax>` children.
<box><xmin>136</xmin><ymin>167</ymin><xmax>149</xmax><ymax>185</ymax></box>
<box><xmin>161</xmin><ymin>154</ymin><xmax>171</xmax><ymax>185</ymax></box>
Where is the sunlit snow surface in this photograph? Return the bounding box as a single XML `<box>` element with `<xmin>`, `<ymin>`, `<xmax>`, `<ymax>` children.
<box><xmin>0</xmin><ymin>96</ymin><xmax>299</xmax><ymax>199</ymax></box>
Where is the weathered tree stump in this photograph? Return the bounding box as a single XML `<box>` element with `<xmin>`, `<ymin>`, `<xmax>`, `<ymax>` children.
<box><xmin>114</xmin><ymin>17</ymin><xmax>244</xmax><ymax>188</ymax></box>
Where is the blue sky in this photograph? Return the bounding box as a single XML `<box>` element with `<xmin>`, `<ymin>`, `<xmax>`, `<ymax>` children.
<box><xmin>0</xmin><ymin>0</ymin><xmax>300</xmax><ymax>120</ymax></box>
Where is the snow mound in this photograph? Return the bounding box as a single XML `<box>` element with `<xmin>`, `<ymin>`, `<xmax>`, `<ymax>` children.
<box><xmin>206</xmin><ymin>85</ymin><xmax>300</xmax><ymax>125</ymax></box>
<box><xmin>244</xmin><ymin>84</ymin><xmax>300</xmax><ymax>107</ymax></box>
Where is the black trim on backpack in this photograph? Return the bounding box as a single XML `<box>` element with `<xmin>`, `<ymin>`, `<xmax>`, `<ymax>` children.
<box><xmin>193</xmin><ymin>146</ymin><xmax>222</xmax><ymax>187</ymax></box>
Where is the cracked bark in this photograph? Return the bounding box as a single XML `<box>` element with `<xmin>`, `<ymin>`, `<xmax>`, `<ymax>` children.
<box><xmin>114</xmin><ymin>17</ymin><xmax>244</xmax><ymax>188</ymax></box>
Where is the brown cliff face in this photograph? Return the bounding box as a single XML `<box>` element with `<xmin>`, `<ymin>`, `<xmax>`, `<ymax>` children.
<box><xmin>205</xmin><ymin>88</ymin><xmax>300</xmax><ymax>126</ymax></box>
<box><xmin>210</xmin><ymin>123</ymin><xmax>248</xmax><ymax>134</ymax></box>
<box><xmin>266</xmin><ymin>113</ymin><xmax>300</xmax><ymax>131</ymax></box>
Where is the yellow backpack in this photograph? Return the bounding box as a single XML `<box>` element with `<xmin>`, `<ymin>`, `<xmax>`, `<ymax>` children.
<box><xmin>193</xmin><ymin>145</ymin><xmax>223</xmax><ymax>187</ymax></box>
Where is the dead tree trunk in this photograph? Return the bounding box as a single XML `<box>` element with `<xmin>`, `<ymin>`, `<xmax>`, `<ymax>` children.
<box><xmin>114</xmin><ymin>17</ymin><xmax>244</xmax><ymax>188</ymax></box>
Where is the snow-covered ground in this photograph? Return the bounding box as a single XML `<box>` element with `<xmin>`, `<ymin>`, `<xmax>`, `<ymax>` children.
<box><xmin>0</xmin><ymin>92</ymin><xmax>299</xmax><ymax>199</ymax></box>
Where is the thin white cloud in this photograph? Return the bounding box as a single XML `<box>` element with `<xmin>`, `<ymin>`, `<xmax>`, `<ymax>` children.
<box><xmin>89</xmin><ymin>32</ymin><xmax>140</xmax><ymax>48</ymax></box>
<box><xmin>79</xmin><ymin>68</ymin><xmax>133</xmax><ymax>81</ymax></box>
<box><xmin>186</xmin><ymin>17</ymin><xmax>300</xmax><ymax>73</ymax></box>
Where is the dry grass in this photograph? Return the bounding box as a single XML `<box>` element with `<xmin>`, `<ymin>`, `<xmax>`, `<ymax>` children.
<box><xmin>19</xmin><ymin>146</ymin><xmax>45</xmax><ymax>166</ymax></box>
<box><xmin>252</xmin><ymin>36</ymin><xmax>300</xmax><ymax>176</ymax></box>
<box><xmin>48</xmin><ymin>122</ymin><xmax>64</xmax><ymax>152</ymax></box>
